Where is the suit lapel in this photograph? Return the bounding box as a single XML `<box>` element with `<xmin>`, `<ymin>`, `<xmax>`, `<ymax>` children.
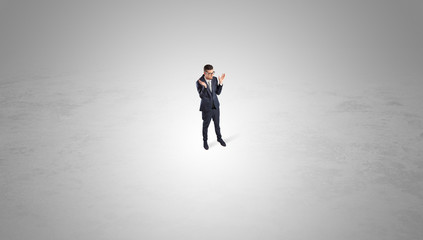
<box><xmin>209</xmin><ymin>78</ymin><xmax>213</xmax><ymax>94</ymax></box>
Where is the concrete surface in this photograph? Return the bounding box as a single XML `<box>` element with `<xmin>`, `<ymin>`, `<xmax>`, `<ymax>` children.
<box><xmin>1</xmin><ymin>1</ymin><xmax>423</xmax><ymax>239</ymax></box>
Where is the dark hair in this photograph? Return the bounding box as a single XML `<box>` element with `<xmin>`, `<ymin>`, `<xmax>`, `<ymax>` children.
<box><xmin>204</xmin><ymin>64</ymin><xmax>213</xmax><ymax>72</ymax></box>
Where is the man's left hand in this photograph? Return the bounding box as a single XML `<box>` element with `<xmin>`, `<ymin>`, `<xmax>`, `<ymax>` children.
<box><xmin>218</xmin><ymin>73</ymin><xmax>225</xmax><ymax>85</ymax></box>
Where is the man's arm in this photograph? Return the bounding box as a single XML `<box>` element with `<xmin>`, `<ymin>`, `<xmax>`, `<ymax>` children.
<box><xmin>216</xmin><ymin>77</ymin><xmax>223</xmax><ymax>95</ymax></box>
<box><xmin>216</xmin><ymin>83</ymin><xmax>223</xmax><ymax>95</ymax></box>
<box><xmin>196</xmin><ymin>80</ymin><xmax>208</xmax><ymax>98</ymax></box>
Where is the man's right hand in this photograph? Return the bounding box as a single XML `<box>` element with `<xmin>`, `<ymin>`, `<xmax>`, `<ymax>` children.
<box><xmin>198</xmin><ymin>79</ymin><xmax>207</xmax><ymax>88</ymax></box>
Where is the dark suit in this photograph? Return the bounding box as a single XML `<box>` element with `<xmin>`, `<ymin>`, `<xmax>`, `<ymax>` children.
<box><xmin>196</xmin><ymin>74</ymin><xmax>223</xmax><ymax>141</ymax></box>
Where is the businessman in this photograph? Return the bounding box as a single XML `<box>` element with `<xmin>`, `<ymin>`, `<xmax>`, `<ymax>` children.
<box><xmin>196</xmin><ymin>64</ymin><xmax>226</xmax><ymax>150</ymax></box>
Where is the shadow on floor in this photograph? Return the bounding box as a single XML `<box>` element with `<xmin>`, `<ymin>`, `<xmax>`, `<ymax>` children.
<box><xmin>209</xmin><ymin>133</ymin><xmax>240</xmax><ymax>148</ymax></box>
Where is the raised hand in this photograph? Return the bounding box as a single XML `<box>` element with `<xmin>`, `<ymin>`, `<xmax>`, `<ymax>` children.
<box><xmin>218</xmin><ymin>73</ymin><xmax>225</xmax><ymax>85</ymax></box>
<box><xmin>198</xmin><ymin>79</ymin><xmax>207</xmax><ymax>88</ymax></box>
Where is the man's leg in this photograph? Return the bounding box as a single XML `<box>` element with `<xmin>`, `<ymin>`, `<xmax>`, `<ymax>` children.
<box><xmin>212</xmin><ymin>108</ymin><xmax>222</xmax><ymax>140</ymax></box>
<box><xmin>202</xmin><ymin>110</ymin><xmax>212</xmax><ymax>141</ymax></box>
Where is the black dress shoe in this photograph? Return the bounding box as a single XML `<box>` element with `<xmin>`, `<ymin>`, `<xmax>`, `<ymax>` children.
<box><xmin>217</xmin><ymin>138</ymin><xmax>226</xmax><ymax>146</ymax></box>
<box><xmin>203</xmin><ymin>141</ymin><xmax>209</xmax><ymax>150</ymax></box>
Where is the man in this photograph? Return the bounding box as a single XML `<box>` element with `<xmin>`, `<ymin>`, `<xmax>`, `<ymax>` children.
<box><xmin>196</xmin><ymin>64</ymin><xmax>226</xmax><ymax>150</ymax></box>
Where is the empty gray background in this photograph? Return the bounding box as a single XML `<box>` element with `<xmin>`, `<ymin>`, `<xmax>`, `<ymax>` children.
<box><xmin>1</xmin><ymin>0</ymin><xmax>423</xmax><ymax>239</ymax></box>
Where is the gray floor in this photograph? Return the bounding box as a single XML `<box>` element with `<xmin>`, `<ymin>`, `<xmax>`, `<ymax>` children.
<box><xmin>1</xmin><ymin>1</ymin><xmax>423</xmax><ymax>240</ymax></box>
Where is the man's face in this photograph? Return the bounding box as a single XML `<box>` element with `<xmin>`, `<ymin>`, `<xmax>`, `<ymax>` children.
<box><xmin>204</xmin><ymin>70</ymin><xmax>215</xmax><ymax>80</ymax></box>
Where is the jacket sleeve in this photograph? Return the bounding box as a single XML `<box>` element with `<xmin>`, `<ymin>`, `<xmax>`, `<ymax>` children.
<box><xmin>216</xmin><ymin>82</ymin><xmax>223</xmax><ymax>95</ymax></box>
<box><xmin>196</xmin><ymin>80</ymin><xmax>208</xmax><ymax>99</ymax></box>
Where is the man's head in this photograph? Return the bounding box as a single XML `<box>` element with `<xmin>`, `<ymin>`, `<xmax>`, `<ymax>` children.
<box><xmin>203</xmin><ymin>64</ymin><xmax>215</xmax><ymax>80</ymax></box>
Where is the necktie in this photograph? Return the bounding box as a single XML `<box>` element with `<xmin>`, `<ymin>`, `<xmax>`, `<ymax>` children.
<box><xmin>207</xmin><ymin>80</ymin><xmax>212</xmax><ymax>92</ymax></box>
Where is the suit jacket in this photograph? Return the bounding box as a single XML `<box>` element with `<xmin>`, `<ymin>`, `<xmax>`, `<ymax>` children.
<box><xmin>196</xmin><ymin>74</ymin><xmax>223</xmax><ymax>111</ymax></box>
